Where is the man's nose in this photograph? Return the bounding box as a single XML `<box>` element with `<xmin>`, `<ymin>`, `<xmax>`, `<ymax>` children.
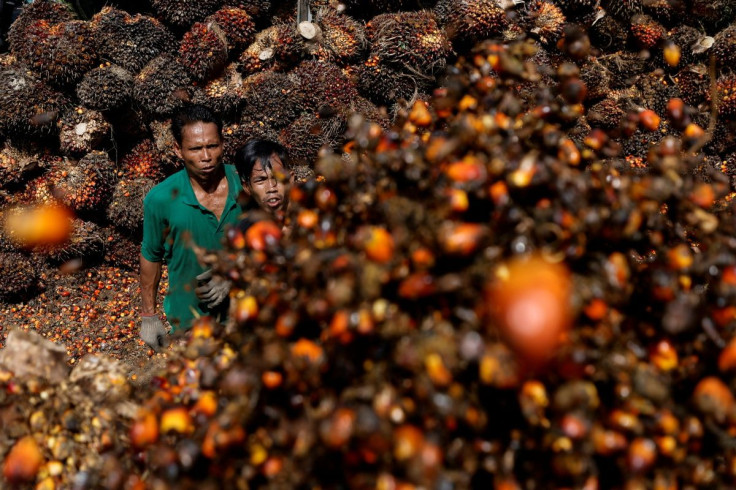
<box><xmin>202</xmin><ymin>147</ymin><xmax>211</xmax><ymax>160</ymax></box>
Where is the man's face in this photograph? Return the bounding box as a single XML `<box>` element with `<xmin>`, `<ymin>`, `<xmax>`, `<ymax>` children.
<box><xmin>174</xmin><ymin>122</ymin><xmax>224</xmax><ymax>182</ymax></box>
<box><xmin>243</xmin><ymin>154</ymin><xmax>291</xmax><ymax>217</ymax></box>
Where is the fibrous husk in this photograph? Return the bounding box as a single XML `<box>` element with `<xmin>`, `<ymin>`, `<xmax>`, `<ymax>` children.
<box><xmin>601</xmin><ymin>0</ymin><xmax>643</xmax><ymax>20</ymax></box>
<box><xmin>240</xmin><ymin>71</ymin><xmax>302</xmax><ymax>128</ymax></box>
<box><xmin>0</xmin><ymin>143</ymin><xmax>45</xmax><ymax>191</ymax></box>
<box><xmin>91</xmin><ymin>7</ymin><xmax>177</xmax><ymax>74</ymax></box>
<box><xmin>279</xmin><ymin>113</ymin><xmax>345</xmax><ymax>164</ymax></box>
<box><xmin>524</xmin><ymin>0</ymin><xmax>566</xmax><ymax>46</ymax></box>
<box><xmin>134</xmin><ymin>55</ymin><xmax>194</xmax><ymax>117</ymax></box>
<box><xmin>179</xmin><ymin>21</ymin><xmax>229</xmax><ymax>82</ymax></box>
<box><xmin>366</xmin><ymin>11</ymin><xmax>451</xmax><ymax>75</ymax></box>
<box><xmin>0</xmin><ymin>65</ymin><xmax>69</xmax><ymax>139</ymax></box>
<box><xmin>15</xmin><ymin>20</ymin><xmax>97</xmax><ymax>88</ymax></box>
<box><xmin>314</xmin><ymin>9</ymin><xmax>366</xmax><ymax>65</ymax></box>
<box><xmin>290</xmin><ymin>60</ymin><xmax>360</xmax><ymax>112</ymax></box>
<box><xmin>107</xmin><ymin>177</ymin><xmax>156</xmax><ymax>233</ymax></box>
<box><xmin>357</xmin><ymin>55</ymin><xmax>432</xmax><ymax>107</ymax></box>
<box><xmin>150</xmin><ymin>0</ymin><xmax>222</xmax><ymax>29</ymax></box>
<box><xmin>76</xmin><ymin>64</ymin><xmax>134</xmax><ymax>113</ymax></box>
<box><xmin>223</xmin><ymin>0</ymin><xmax>272</xmax><ymax>20</ymax></box>
<box><xmin>7</xmin><ymin>0</ymin><xmax>76</xmax><ymax>53</ymax></box>
<box><xmin>223</xmin><ymin>120</ymin><xmax>280</xmax><ymax>163</ymax></box>
<box><xmin>192</xmin><ymin>63</ymin><xmax>247</xmax><ymax>118</ymax></box>
<box><xmin>58</xmin><ymin>107</ymin><xmax>111</xmax><ymax>157</ymax></box>
<box><xmin>434</xmin><ymin>0</ymin><xmax>509</xmax><ymax>46</ymax></box>
<box><xmin>0</xmin><ymin>252</ymin><xmax>41</xmax><ymax>302</ymax></box>
<box><xmin>149</xmin><ymin>119</ymin><xmax>184</xmax><ymax>172</ymax></box>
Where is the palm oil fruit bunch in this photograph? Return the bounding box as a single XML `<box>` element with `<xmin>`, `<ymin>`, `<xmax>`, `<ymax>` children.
<box><xmin>150</xmin><ymin>0</ymin><xmax>222</xmax><ymax>29</ymax></box>
<box><xmin>76</xmin><ymin>64</ymin><xmax>134</xmax><ymax>113</ymax></box>
<box><xmin>133</xmin><ymin>55</ymin><xmax>194</xmax><ymax>117</ymax></box>
<box><xmin>179</xmin><ymin>21</ymin><xmax>229</xmax><ymax>82</ymax></box>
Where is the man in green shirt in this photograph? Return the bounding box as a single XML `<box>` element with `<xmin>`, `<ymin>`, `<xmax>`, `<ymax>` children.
<box><xmin>139</xmin><ymin>104</ymin><xmax>243</xmax><ymax>350</ymax></box>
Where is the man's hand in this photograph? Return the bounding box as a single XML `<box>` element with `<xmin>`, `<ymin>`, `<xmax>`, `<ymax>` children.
<box><xmin>140</xmin><ymin>315</ymin><xmax>169</xmax><ymax>351</ymax></box>
<box><xmin>195</xmin><ymin>269</ymin><xmax>232</xmax><ymax>308</ymax></box>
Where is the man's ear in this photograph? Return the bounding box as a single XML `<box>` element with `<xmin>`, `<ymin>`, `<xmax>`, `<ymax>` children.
<box><xmin>241</xmin><ymin>182</ymin><xmax>252</xmax><ymax>197</ymax></box>
<box><xmin>173</xmin><ymin>142</ymin><xmax>183</xmax><ymax>160</ymax></box>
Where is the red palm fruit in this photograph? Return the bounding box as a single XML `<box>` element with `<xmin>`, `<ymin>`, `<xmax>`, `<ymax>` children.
<box><xmin>487</xmin><ymin>255</ymin><xmax>572</xmax><ymax>363</ymax></box>
<box><xmin>245</xmin><ymin>221</ymin><xmax>282</xmax><ymax>251</ymax></box>
<box><xmin>357</xmin><ymin>226</ymin><xmax>395</xmax><ymax>263</ymax></box>
<box><xmin>3</xmin><ymin>436</ymin><xmax>44</xmax><ymax>484</ymax></box>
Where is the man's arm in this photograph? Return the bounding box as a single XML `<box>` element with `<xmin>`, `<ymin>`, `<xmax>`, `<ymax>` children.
<box><xmin>140</xmin><ymin>254</ymin><xmax>162</xmax><ymax>315</ymax></box>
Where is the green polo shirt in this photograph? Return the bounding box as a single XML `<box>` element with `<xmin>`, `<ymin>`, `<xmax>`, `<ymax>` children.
<box><xmin>141</xmin><ymin>164</ymin><xmax>243</xmax><ymax>331</ymax></box>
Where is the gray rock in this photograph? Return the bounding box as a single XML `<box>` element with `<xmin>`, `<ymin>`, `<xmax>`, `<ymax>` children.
<box><xmin>0</xmin><ymin>329</ymin><xmax>69</xmax><ymax>383</ymax></box>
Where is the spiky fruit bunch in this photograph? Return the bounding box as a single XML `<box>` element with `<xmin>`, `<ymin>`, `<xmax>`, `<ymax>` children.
<box><xmin>630</xmin><ymin>14</ymin><xmax>666</xmax><ymax>48</ymax></box>
<box><xmin>238</xmin><ymin>24</ymin><xmax>305</xmax><ymax>74</ymax></box>
<box><xmin>91</xmin><ymin>8</ymin><xmax>177</xmax><ymax>74</ymax></box>
<box><xmin>208</xmin><ymin>7</ymin><xmax>256</xmax><ymax>52</ymax></box>
<box><xmin>134</xmin><ymin>55</ymin><xmax>193</xmax><ymax>117</ymax></box>
<box><xmin>367</xmin><ymin>11</ymin><xmax>451</xmax><ymax>74</ymax></box>
<box><xmin>76</xmin><ymin>64</ymin><xmax>134</xmax><ymax>112</ymax></box>
<box><xmin>643</xmin><ymin>0</ymin><xmax>686</xmax><ymax>24</ymax></box>
<box><xmin>341</xmin><ymin>0</ymin><xmax>418</xmax><ymax>18</ymax></box>
<box><xmin>316</xmin><ymin>10</ymin><xmax>366</xmax><ymax>64</ymax></box>
<box><xmin>588</xmin><ymin>97</ymin><xmax>627</xmax><ymax>129</ymax></box>
<box><xmin>525</xmin><ymin>1</ymin><xmax>566</xmax><ymax>45</ymax></box>
<box><xmin>580</xmin><ymin>60</ymin><xmax>611</xmax><ymax>100</ymax></box>
<box><xmin>34</xmin><ymin>218</ymin><xmax>105</xmax><ymax>265</ymax></box>
<box><xmin>241</xmin><ymin>71</ymin><xmax>302</xmax><ymax>128</ymax></box>
<box><xmin>674</xmin><ymin>65</ymin><xmax>708</xmax><ymax>107</ymax></box>
<box><xmin>0</xmin><ymin>144</ymin><xmax>41</xmax><ymax>191</ymax></box>
<box><xmin>0</xmin><ymin>252</ymin><xmax>39</xmax><ymax>302</ymax></box>
<box><xmin>16</xmin><ymin>20</ymin><xmax>97</xmax><ymax>87</ymax></box>
<box><xmin>343</xmin><ymin>96</ymin><xmax>391</xmax><ymax>129</ymax></box>
<box><xmin>602</xmin><ymin>0</ymin><xmax>643</xmax><ymax>19</ymax></box>
<box><xmin>599</xmin><ymin>51</ymin><xmax>648</xmax><ymax>88</ymax></box>
<box><xmin>223</xmin><ymin>120</ymin><xmax>280</xmax><ymax>162</ymax></box>
<box><xmin>554</xmin><ymin>0</ymin><xmax>597</xmax><ymax>13</ymax></box>
<box><xmin>713</xmin><ymin>25</ymin><xmax>736</xmax><ymax>68</ymax></box>
<box><xmin>121</xmin><ymin>140</ymin><xmax>166</xmax><ymax>182</ymax></box>
<box><xmin>7</xmin><ymin>0</ymin><xmax>75</xmax><ymax>53</ymax></box>
<box><xmin>149</xmin><ymin>119</ymin><xmax>184</xmax><ymax>172</ymax></box>
<box><xmin>588</xmin><ymin>15</ymin><xmax>628</xmax><ymax>52</ymax></box>
<box><xmin>102</xmin><ymin>227</ymin><xmax>140</xmax><ymax>270</ymax></box>
<box><xmin>107</xmin><ymin>177</ymin><xmax>156</xmax><ymax>233</ymax></box>
<box><xmin>58</xmin><ymin>107</ymin><xmax>111</xmax><ymax>156</ymax></box>
<box><xmin>223</xmin><ymin>0</ymin><xmax>272</xmax><ymax>19</ymax></box>
<box><xmin>434</xmin><ymin>0</ymin><xmax>508</xmax><ymax>45</ymax></box>
<box><xmin>690</xmin><ymin>0</ymin><xmax>736</xmax><ymax>27</ymax></box>
<box><xmin>0</xmin><ymin>66</ymin><xmax>69</xmax><ymax>138</ymax></box>
<box><xmin>279</xmin><ymin>113</ymin><xmax>339</xmax><ymax>164</ymax></box>
<box><xmin>150</xmin><ymin>0</ymin><xmax>222</xmax><ymax>28</ymax></box>
<box><xmin>193</xmin><ymin>63</ymin><xmax>247</xmax><ymax>117</ymax></box>
<box><xmin>26</xmin><ymin>152</ymin><xmax>116</xmax><ymax>215</ymax></box>
<box><xmin>714</xmin><ymin>74</ymin><xmax>736</xmax><ymax>119</ymax></box>
<box><xmin>636</xmin><ymin>71</ymin><xmax>679</xmax><ymax>116</ymax></box>
<box><xmin>291</xmin><ymin>60</ymin><xmax>360</xmax><ymax>112</ymax></box>
<box><xmin>358</xmin><ymin>56</ymin><xmax>432</xmax><ymax>107</ymax></box>
<box><xmin>179</xmin><ymin>21</ymin><xmax>229</xmax><ymax>81</ymax></box>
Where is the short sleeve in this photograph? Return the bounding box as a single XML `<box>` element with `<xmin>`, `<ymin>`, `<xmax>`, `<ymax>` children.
<box><xmin>141</xmin><ymin>190</ymin><xmax>165</xmax><ymax>262</ymax></box>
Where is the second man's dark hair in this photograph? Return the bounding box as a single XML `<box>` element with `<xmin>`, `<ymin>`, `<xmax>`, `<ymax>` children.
<box><xmin>171</xmin><ymin>104</ymin><xmax>223</xmax><ymax>144</ymax></box>
<box><xmin>235</xmin><ymin>139</ymin><xmax>289</xmax><ymax>184</ymax></box>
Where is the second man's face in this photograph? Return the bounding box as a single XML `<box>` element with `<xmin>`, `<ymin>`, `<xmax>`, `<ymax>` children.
<box><xmin>244</xmin><ymin>154</ymin><xmax>291</xmax><ymax>216</ymax></box>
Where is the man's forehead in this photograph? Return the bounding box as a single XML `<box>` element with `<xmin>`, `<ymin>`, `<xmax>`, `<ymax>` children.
<box><xmin>252</xmin><ymin>156</ymin><xmax>286</xmax><ymax>173</ymax></box>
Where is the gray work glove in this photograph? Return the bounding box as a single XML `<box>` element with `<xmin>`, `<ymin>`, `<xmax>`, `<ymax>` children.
<box><xmin>195</xmin><ymin>269</ymin><xmax>232</xmax><ymax>309</ymax></box>
<box><xmin>140</xmin><ymin>315</ymin><xmax>169</xmax><ymax>351</ymax></box>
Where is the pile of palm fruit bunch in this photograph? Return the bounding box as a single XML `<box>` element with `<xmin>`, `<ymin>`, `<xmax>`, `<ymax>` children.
<box><xmin>4</xmin><ymin>0</ymin><xmax>736</xmax><ymax>487</ymax></box>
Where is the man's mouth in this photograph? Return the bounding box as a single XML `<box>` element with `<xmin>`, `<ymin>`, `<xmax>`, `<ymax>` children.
<box><xmin>265</xmin><ymin>197</ymin><xmax>282</xmax><ymax>208</ymax></box>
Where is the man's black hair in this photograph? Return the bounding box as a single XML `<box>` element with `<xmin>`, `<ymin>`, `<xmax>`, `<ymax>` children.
<box><xmin>171</xmin><ymin>104</ymin><xmax>223</xmax><ymax>144</ymax></box>
<box><xmin>235</xmin><ymin>139</ymin><xmax>290</xmax><ymax>184</ymax></box>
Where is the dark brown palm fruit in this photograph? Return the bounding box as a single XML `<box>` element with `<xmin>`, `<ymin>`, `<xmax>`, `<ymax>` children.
<box><xmin>223</xmin><ymin>0</ymin><xmax>271</xmax><ymax>20</ymax></box>
<box><xmin>76</xmin><ymin>64</ymin><xmax>134</xmax><ymax>113</ymax></box>
<box><xmin>179</xmin><ymin>21</ymin><xmax>229</xmax><ymax>82</ymax></box>
<box><xmin>58</xmin><ymin>107</ymin><xmax>111</xmax><ymax>157</ymax></box>
<box><xmin>0</xmin><ymin>66</ymin><xmax>69</xmax><ymax>139</ymax></box>
<box><xmin>554</xmin><ymin>0</ymin><xmax>597</xmax><ymax>14</ymax></box>
<box><xmin>713</xmin><ymin>25</ymin><xmax>736</xmax><ymax>69</ymax></box>
<box><xmin>713</xmin><ymin>74</ymin><xmax>736</xmax><ymax>119</ymax></box>
<box><xmin>121</xmin><ymin>140</ymin><xmax>166</xmax><ymax>182</ymax></box>
<box><xmin>207</xmin><ymin>7</ymin><xmax>256</xmax><ymax>52</ymax></box>
<box><xmin>630</xmin><ymin>14</ymin><xmax>665</xmax><ymax>49</ymax></box>
<box><xmin>343</xmin><ymin>96</ymin><xmax>390</xmax><ymax>129</ymax></box>
<box><xmin>316</xmin><ymin>10</ymin><xmax>366</xmax><ymax>65</ymax></box>
<box><xmin>434</xmin><ymin>0</ymin><xmax>508</xmax><ymax>46</ymax></box>
<box><xmin>279</xmin><ymin>114</ymin><xmax>331</xmax><ymax>164</ymax></box>
<box><xmin>7</xmin><ymin>0</ymin><xmax>75</xmax><ymax>54</ymax></box>
<box><xmin>674</xmin><ymin>65</ymin><xmax>708</xmax><ymax>107</ymax></box>
<box><xmin>599</xmin><ymin>51</ymin><xmax>648</xmax><ymax>88</ymax></box>
<box><xmin>240</xmin><ymin>71</ymin><xmax>302</xmax><ymax>129</ymax></box>
<box><xmin>341</xmin><ymin>0</ymin><xmax>418</xmax><ymax>18</ymax></box>
<box><xmin>366</xmin><ymin>11</ymin><xmax>451</xmax><ymax>74</ymax></box>
<box><xmin>642</xmin><ymin>0</ymin><xmax>686</xmax><ymax>25</ymax></box>
<box><xmin>588</xmin><ymin>98</ymin><xmax>627</xmax><ymax>130</ymax></box>
<box><xmin>150</xmin><ymin>0</ymin><xmax>222</xmax><ymax>29</ymax></box>
<box><xmin>222</xmin><ymin>120</ymin><xmax>280</xmax><ymax>163</ymax></box>
<box><xmin>0</xmin><ymin>143</ymin><xmax>41</xmax><ymax>191</ymax></box>
<box><xmin>149</xmin><ymin>119</ymin><xmax>183</xmax><ymax>172</ymax></box>
<box><xmin>636</xmin><ymin>71</ymin><xmax>679</xmax><ymax>117</ymax></box>
<box><xmin>34</xmin><ymin>218</ymin><xmax>105</xmax><ymax>265</ymax></box>
<box><xmin>291</xmin><ymin>60</ymin><xmax>360</xmax><ymax>113</ymax></box>
<box><xmin>588</xmin><ymin>15</ymin><xmax>628</xmax><ymax>52</ymax></box>
<box><xmin>107</xmin><ymin>177</ymin><xmax>156</xmax><ymax>233</ymax></box>
<box><xmin>134</xmin><ymin>55</ymin><xmax>193</xmax><ymax>117</ymax></box>
<box><xmin>357</xmin><ymin>55</ymin><xmax>432</xmax><ymax>107</ymax></box>
<box><xmin>0</xmin><ymin>252</ymin><xmax>40</xmax><ymax>302</ymax></box>
<box><xmin>91</xmin><ymin>7</ymin><xmax>177</xmax><ymax>74</ymax></box>
<box><xmin>602</xmin><ymin>0</ymin><xmax>643</xmax><ymax>20</ymax></box>
<box><xmin>27</xmin><ymin>151</ymin><xmax>117</xmax><ymax>215</ymax></box>
<box><xmin>525</xmin><ymin>1</ymin><xmax>566</xmax><ymax>46</ymax></box>
<box><xmin>579</xmin><ymin>60</ymin><xmax>611</xmax><ymax>101</ymax></box>
<box><xmin>689</xmin><ymin>0</ymin><xmax>736</xmax><ymax>28</ymax></box>
<box><xmin>16</xmin><ymin>20</ymin><xmax>97</xmax><ymax>87</ymax></box>
<box><xmin>192</xmin><ymin>63</ymin><xmax>246</xmax><ymax>118</ymax></box>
